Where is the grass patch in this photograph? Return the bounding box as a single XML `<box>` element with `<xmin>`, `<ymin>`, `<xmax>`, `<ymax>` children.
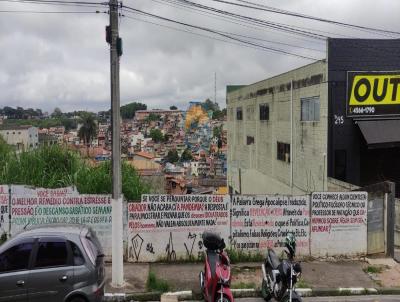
<box><xmin>146</xmin><ymin>271</ymin><xmax>170</xmax><ymax>293</ymax></box>
<box><xmin>231</xmin><ymin>282</ymin><xmax>256</xmax><ymax>289</ymax></box>
<box><xmin>226</xmin><ymin>248</ymin><xmax>264</xmax><ymax>264</ymax></box>
<box><xmin>296</xmin><ymin>278</ymin><xmax>311</xmax><ymax>289</ymax></box>
<box><xmin>363</xmin><ymin>265</ymin><xmax>385</xmax><ymax>274</ymax></box>
<box><xmin>0</xmin><ymin>233</ymin><xmax>7</xmax><ymax>246</ymax></box>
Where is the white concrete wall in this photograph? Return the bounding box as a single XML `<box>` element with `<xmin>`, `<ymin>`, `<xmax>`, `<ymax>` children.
<box><xmin>0</xmin><ymin>127</ymin><xmax>39</xmax><ymax>151</ymax></box>
<box><xmin>227</xmin><ymin>61</ymin><xmax>328</xmax><ymax>195</ymax></box>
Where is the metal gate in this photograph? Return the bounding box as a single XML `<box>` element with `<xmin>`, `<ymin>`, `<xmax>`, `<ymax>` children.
<box><xmin>367</xmin><ymin>196</ymin><xmax>385</xmax><ymax>254</ymax></box>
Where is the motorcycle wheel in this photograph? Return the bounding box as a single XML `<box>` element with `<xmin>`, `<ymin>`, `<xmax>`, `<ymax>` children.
<box><xmin>215</xmin><ymin>295</ymin><xmax>230</xmax><ymax>302</ymax></box>
<box><xmin>261</xmin><ymin>279</ymin><xmax>272</xmax><ymax>301</ymax></box>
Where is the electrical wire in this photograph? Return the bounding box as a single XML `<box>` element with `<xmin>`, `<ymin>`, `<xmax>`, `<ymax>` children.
<box><xmin>0</xmin><ymin>9</ymin><xmax>101</xmax><ymax>13</ymax></box>
<box><xmin>154</xmin><ymin>0</ymin><xmax>353</xmax><ymax>39</ymax></box>
<box><xmin>174</xmin><ymin>0</ymin><xmax>328</xmax><ymax>40</ymax></box>
<box><xmin>123</xmin><ymin>13</ymin><xmax>324</xmax><ymax>55</ymax></box>
<box><xmin>0</xmin><ymin>0</ymin><xmax>106</xmax><ymax>8</ymax></box>
<box><xmin>213</xmin><ymin>0</ymin><xmax>400</xmax><ymax>37</ymax></box>
<box><xmin>122</xmin><ymin>4</ymin><xmax>321</xmax><ymax>61</ymax></box>
<box><xmin>149</xmin><ymin>0</ymin><xmax>328</xmax><ymax>45</ymax></box>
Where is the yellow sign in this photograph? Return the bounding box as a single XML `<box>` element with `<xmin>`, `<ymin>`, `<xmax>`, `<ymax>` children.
<box><xmin>349</xmin><ymin>74</ymin><xmax>400</xmax><ymax>106</ymax></box>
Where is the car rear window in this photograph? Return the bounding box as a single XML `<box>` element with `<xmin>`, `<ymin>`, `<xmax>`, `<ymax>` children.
<box><xmin>70</xmin><ymin>241</ymin><xmax>85</xmax><ymax>266</ymax></box>
<box><xmin>81</xmin><ymin>229</ymin><xmax>103</xmax><ymax>265</ymax></box>
<box><xmin>34</xmin><ymin>241</ymin><xmax>68</xmax><ymax>268</ymax></box>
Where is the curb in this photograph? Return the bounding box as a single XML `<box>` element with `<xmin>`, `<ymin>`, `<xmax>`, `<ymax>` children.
<box><xmin>103</xmin><ymin>287</ymin><xmax>400</xmax><ymax>301</ymax></box>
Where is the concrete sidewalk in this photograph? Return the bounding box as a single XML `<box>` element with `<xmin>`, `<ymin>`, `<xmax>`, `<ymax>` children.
<box><xmin>104</xmin><ymin>259</ymin><xmax>400</xmax><ymax>294</ymax></box>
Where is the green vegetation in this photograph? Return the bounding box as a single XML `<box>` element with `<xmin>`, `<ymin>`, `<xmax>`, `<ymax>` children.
<box><xmin>180</xmin><ymin>148</ymin><xmax>193</xmax><ymax>162</ymax></box>
<box><xmin>226</xmin><ymin>248</ymin><xmax>264</xmax><ymax>264</ymax></box>
<box><xmin>149</xmin><ymin>129</ymin><xmax>165</xmax><ymax>143</ymax></box>
<box><xmin>146</xmin><ymin>271</ymin><xmax>170</xmax><ymax>293</ymax></box>
<box><xmin>77</xmin><ymin>160</ymin><xmax>149</xmax><ymax>201</ymax></box>
<box><xmin>120</xmin><ymin>102</ymin><xmax>147</xmax><ymax>120</ymax></box>
<box><xmin>169</xmin><ymin>106</ymin><xmax>178</xmax><ymax>110</ymax></box>
<box><xmin>78</xmin><ymin>112</ymin><xmax>98</xmax><ymax>146</ymax></box>
<box><xmin>145</xmin><ymin>113</ymin><xmax>161</xmax><ymax>122</ymax></box>
<box><xmin>0</xmin><ymin>142</ymin><xmax>149</xmax><ymax>201</ymax></box>
<box><xmin>0</xmin><ymin>233</ymin><xmax>8</xmax><ymax>245</ymax></box>
<box><xmin>165</xmin><ymin>150</ymin><xmax>179</xmax><ymax>164</ymax></box>
<box><xmin>363</xmin><ymin>265</ymin><xmax>386</xmax><ymax>274</ymax></box>
<box><xmin>201</xmin><ymin>98</ymin><xmax>219</xmax><ymax>112</ymax></box>
<box><xmin>3</xmin><ymin>117</ymin><xmax>77</xmax><ymax>131</ymax></box>
<box><xmin>296</xmin><ymin>278</ymin><xmax>310</xmax><ymax>289</ymax></box>
<box><xmin>231</xmin><ymin>282</ymin><xmax>256</xmax><ymax>289</ymax></box>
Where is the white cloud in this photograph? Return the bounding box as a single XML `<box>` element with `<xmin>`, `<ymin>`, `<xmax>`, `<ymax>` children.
<box><xmin>0</xmin><ymin>0</ymin><xmax>399</xmax><ymax>112</ymax></box>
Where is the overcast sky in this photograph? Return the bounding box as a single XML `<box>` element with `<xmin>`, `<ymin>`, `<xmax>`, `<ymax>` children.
<box><xmin>0</xmin><ymin>0</ymin><xmax>399</xmax><ymax>113</ymax></box>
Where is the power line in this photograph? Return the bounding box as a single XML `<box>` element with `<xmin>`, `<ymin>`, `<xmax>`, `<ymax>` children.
<box><xmin>0</xmin><ymin>9</ymin><xmax>101</xmax><ymax>13</ymax></box>
<box><xmin>212</xmin><ymin>0</ymin><xmax>400</xmax><ymax>36</ymax></box>
<box><xmin>174</xmin><ymin>0</ymin><xmax>328</xmax><ymax>40</ymax></box>
<box><xmin>155</xmin><ymin>0</ymin><xmax>353</xmax><ymax>39</ymax></box>
<box><xmin>122</xmin><ymin>4</ymin><xmax>320</xmax><ymax>61</ymax></box>
<box><xmin>150</xmin><ymin>0</ymin><xmax>328</xmax><ymax>45</ymax></box>
<box><xmin>123</xmin><ymin>13</ymin><xmax>323</xmax><ymax>55</ymax></box>
<box><xmin>0</xmin><ymin>0</ymin><xmax>106</xmax><ymax>8</ymax></box>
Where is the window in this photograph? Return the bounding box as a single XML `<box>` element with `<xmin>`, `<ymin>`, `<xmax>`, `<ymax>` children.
<box><xmin>236</xmin><ymin>107</ymin><xmax>243</xmax><ymax>120</ymax></box>
<box><xmin>247</xmin><ymin>136</ymin><xmax>255</xmax><ymax>145</ymax></box>
<box><xmin>70</xmin><ymin>242</ymin><xmax>85</xmax><ymax>266</ymax></box>
<box><xmin>277</xmin><ymin>142</ymin><xmax>290</xmax><ymax>163</ymax></box>
<box><xmin>260</xmin><ymin>104</ymin><xmax>269</xmax><ymax>121</ymax></box>
<box><xmin>34</xmin><ymin>240</ymin><xmax>68</xmax><ymax>268</ymax></box>
<box><xmin>0</xmin><ymin>242</ymin><xmax>33</xmax><ymax>273</ymax></box>
<box><xmin>301</xmin><ymin>96</ymin><xmax>320</xmax><ymax>121</ymax></box>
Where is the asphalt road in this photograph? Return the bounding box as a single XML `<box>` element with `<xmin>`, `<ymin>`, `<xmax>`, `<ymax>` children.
<box><xmin>236</xmin><ymin>296</ymin><xmax>400</xmax><ymax>302</ymax></box>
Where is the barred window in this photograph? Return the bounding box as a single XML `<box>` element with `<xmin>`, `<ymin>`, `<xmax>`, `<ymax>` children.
<box><xmin>236</xmin><ymin>107</ymin><xmax>243</xmax><ymax>120</ymax></box>
<box><xmin>277</xmin><ymin>142</ymin><xmax>290</xmax><ymax>163</ymax></box>
<box><xmin>260</xmin><ymin>104</ymin><xmax>269</xmax><ymax>121</ymax></box>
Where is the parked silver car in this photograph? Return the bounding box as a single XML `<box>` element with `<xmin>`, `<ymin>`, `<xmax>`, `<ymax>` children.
<box><xmin>0</xmin><ymin>224</ymin><xmax>105</xmax><ymax>302</ymax></box>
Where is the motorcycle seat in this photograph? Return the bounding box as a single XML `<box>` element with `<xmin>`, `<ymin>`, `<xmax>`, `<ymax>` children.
<box><xmin>267</xmin><ymin>249</ymin><xmax>280</xmax><ymax>270</ymax></box>
<box><xmin>207</xmin><ymin>250</ymin><xmax>219</xmax><ymax>278</ymax></box>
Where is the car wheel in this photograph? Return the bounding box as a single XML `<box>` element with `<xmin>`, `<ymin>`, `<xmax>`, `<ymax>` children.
<box><xmin>69</xmin><ymin>296</ymin><xmax>87</xmax><ymax>302</ymax></box>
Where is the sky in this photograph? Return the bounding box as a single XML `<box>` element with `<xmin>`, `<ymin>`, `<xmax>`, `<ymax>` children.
<box><xmin>0</xmin><ymin>0</ymin><xmax>399</xmax><ymax>113</ymax></box>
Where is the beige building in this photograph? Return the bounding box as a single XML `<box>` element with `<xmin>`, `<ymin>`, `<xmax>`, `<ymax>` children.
<box><xmin>0</xmin><ymin>125</ymin><xmax>39</xmax><ymax>152</ymax></box>
<box><xmin>227</xmin><ymin>60</ymin><xmax>328</xmax><ymax>195</ymax></box>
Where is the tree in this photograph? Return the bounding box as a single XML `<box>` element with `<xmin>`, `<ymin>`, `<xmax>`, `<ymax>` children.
<box><xmin>202</xmin><ymin>98</ymin><xmax>219</xmax><ymax>112</ymax></box>
<box><xmin>145</xmin><ymin>113</ymin><xmax>161</xmax><ymax>122</ymax></box>
<box><xmin>213</xmin><ymin>125</ymin><xmax>222</xmax><ymax>138</ymax></box>
<box><xmin>166</xmin><ymin>150</ymin><xmax>179</xmax><ymax>163</ymax></box>
<box><xmin>212</xmin><ymin>109</ymin><xmax>224</xmax><ymax>120</ymax></box>
<box><xmin>170</xmin><ymin>106</ymin><xmax>178</xmax><ymax>110</ymax></box>
<box><xmin>78</xmin><ymin>112</ymin><xmax>98</xmax><ymax>148</ymax></box>
<box><xmin>120</xmin><ymin>102</ymin><xmax>147</xmax><ymax>119</ymax></box>
<box><xmin>181</xmin><ymin>148</ymin><xmax>193</xmax><ymax>162</ymax></box>
<box><xmin>52</xmin><ymin>107</ymin><xmax>63</xmax><ymax>118</ymax></box>
<box><xmin>149</xmin><ymin>129</ymin><xmax>165</xmax><ymax>143</ymax></box>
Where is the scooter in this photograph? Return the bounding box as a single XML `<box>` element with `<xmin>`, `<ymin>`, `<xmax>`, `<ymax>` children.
<box><xmin>199</xmin><ymin>232</ymin><xmax>234</xmax><ymax>302</ymax></box>
<box><xmin>261</xmin><ymin>233</ymin><xmax>303</xmax><ymax>302</ymax></box>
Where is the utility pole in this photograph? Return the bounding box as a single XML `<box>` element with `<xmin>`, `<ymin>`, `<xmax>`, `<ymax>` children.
<box><xmin>109</xmin><ymin>0</ymin><xmax>124</xmax><ymax>287</ymax></box>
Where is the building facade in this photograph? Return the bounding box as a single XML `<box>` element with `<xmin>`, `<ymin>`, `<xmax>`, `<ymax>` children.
<box><xmin>227</xmin><ymin>38</ymin><xmax>400</xmax><ymax>196</ymax></box>
<box><xmin>0</xmin><ymin>125</ymin><xmax>39</xmax><ymax>152</ymax></box>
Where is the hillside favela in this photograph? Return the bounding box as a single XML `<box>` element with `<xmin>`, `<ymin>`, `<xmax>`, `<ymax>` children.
<box><xmin>1</xmin><ymin>1</ymin><xmax>400</xmax><ymax>302</ymax></box>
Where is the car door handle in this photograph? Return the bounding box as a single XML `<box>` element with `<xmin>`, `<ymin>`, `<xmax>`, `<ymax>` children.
<box><xmin>16</xmin><ymin>280</ymin><xmax>25</xmax><ymax>287</ymax></box>
<box><xmin>59</xmin><ymin>275</ymin><xmax>68</xmax><ymax>282</ymax></box>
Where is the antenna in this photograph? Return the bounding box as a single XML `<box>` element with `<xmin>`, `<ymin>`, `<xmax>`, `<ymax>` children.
<box><xmin>214</xmin><ymin>72</ymin><xmax>217</xmax><ymax>105</ymax></box>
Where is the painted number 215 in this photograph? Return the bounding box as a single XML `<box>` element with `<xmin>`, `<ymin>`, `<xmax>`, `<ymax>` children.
<box><xmin>334</xmin><ymin>115</ymin><xmax>344</xmax><ymax>125</ymax></box>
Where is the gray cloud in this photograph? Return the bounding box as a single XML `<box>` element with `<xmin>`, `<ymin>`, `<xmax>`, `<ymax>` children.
<box><xmin>0</xmin><ymin>0</ymin><xmax>399</xmax><ymax>112</ymax></box>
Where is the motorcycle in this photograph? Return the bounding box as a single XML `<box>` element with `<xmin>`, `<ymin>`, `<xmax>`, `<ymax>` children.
<box><xmin>261</xmin><ymin>233</ymin><xmax>303</xmax><ymax>302</ymax></box>
<box><xmin>199</xmin><ymin>232</ymin><xmax>234</xmax><ymax>302</ymax></box>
